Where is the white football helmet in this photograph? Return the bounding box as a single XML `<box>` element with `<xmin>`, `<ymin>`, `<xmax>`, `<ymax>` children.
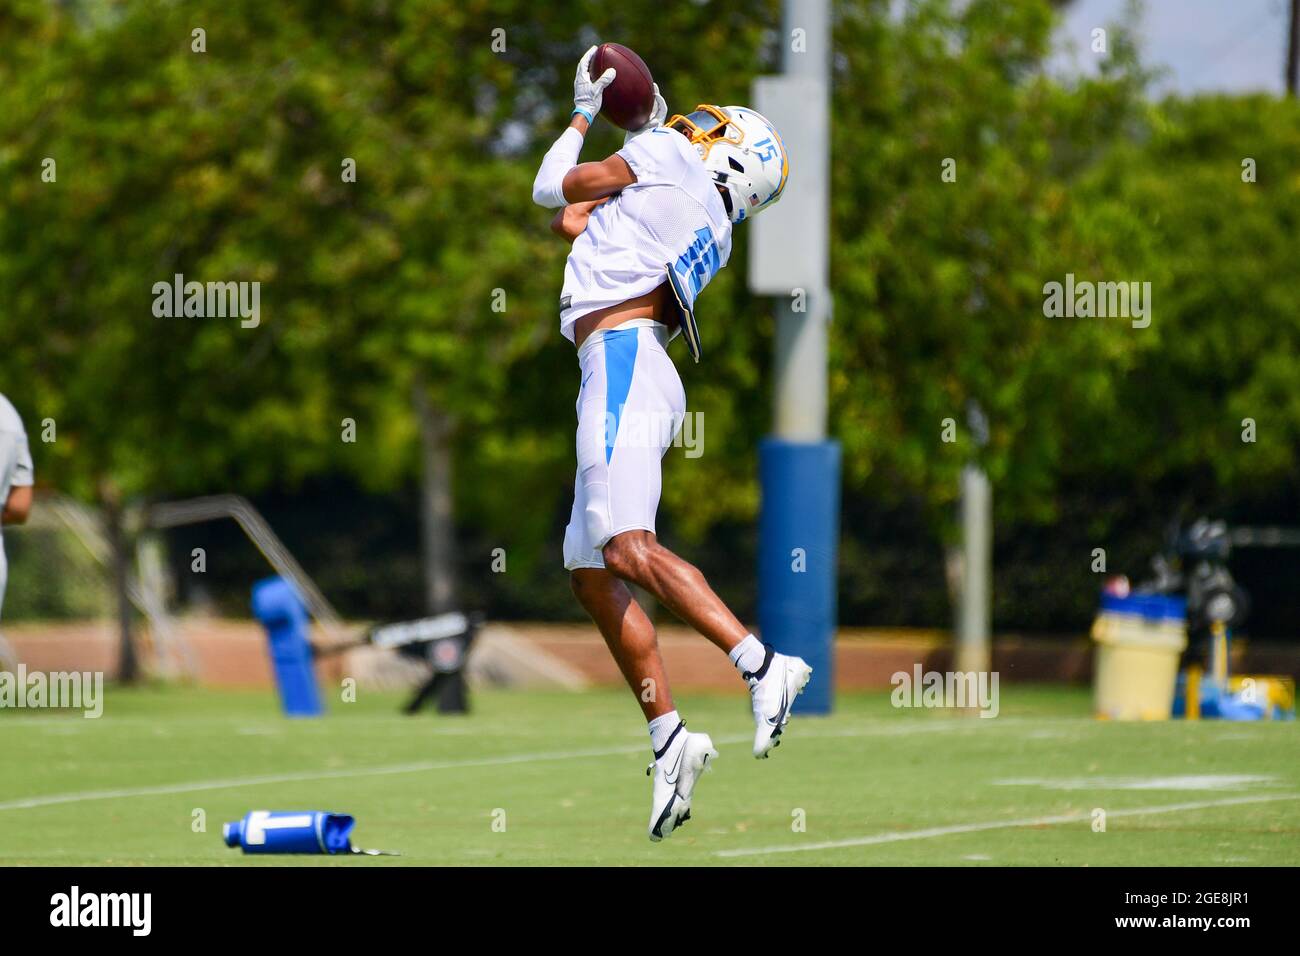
<box><xmin>666</xmin><ymin>104</ymin><xmax>789</xmax><ymax>223</ymax></box>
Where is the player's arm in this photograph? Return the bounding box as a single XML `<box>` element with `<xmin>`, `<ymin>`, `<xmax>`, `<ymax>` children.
<box><xmin>534</xmin><ymin>133</ymin><xmax>636</xmax><ymax>208</ymax></box>
<box><xmin>2</xmin><ymin>484</ymin><xmax>32</xmax><ymax>525</ymax></box>
<box><xmin>550</xmin><ymin>197</ymin><xmax>610</xmax><ymax>242</ymax></box>
<box><xmin>532</xmin><ymin>46</ymin><xmax>638</xmax><ymax>208</ymax></box>
<box><xmin>559</xmin><ymin>155</ymin><xmax>636</xmax><ymax>203</ymax></box>
<box><xmin>0</xmin><ymin>430</ymin><xmax>32</xmax><ymax>525</ymax></box>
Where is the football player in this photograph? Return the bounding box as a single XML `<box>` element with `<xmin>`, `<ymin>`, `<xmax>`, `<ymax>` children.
<box><xmin>532</xmin><ymin>47</ymin><xmax>811</xmax><ymax>841</ymax></box>
<box><xmin>0</xmin><ymin>391</ymin><xmax>34</xmax><ymax>673</ymax></box>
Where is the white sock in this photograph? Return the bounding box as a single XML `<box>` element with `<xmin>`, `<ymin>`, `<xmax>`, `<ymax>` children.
<box><xmin>648</xmin><ymin>710</ymin><xmax>682</xmax><ymax>757</ymax></box>
<box><xmin>729</xmin><ymin>634</ymin><xmax>767</xmax><ymax>680</ymax></box>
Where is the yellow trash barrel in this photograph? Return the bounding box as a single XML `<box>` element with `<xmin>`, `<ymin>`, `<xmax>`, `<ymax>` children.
<box><xmin>1091</xmin><ymin>594</ymin><xmax>1188</xmax><ymax>720</ymax></box>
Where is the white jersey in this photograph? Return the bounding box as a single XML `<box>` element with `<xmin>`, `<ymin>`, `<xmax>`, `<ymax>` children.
<box><xmin>0</xmin><ymin>393</ymin><xmax>33</xmax><ymax>620</ymax></box>
<box><xmin>558</xmin><ymin>127</ymin><xmax>733</xmax><ymax>345</ymax></box>
<box><xmin>0</xmin><ymin>394</ymin><xmax>33</xmax><ymax>523</ymax></box>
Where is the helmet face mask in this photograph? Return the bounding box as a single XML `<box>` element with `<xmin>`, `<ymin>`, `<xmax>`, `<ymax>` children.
<box><xmin>666</xmin><ymin>106</ymin><xmax>743</xmax><ymax>156</ymax></box>
<box><xmin>668</xmin><ymin>104</ymin><xmax>789</xmax><ymax>224</ymax></box>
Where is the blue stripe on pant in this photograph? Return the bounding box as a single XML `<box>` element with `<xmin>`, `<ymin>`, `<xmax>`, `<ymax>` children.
<box><xmin>602</xmin><ymin>328</ymin><xmax>639</xmax><ymax>463</ymax></box>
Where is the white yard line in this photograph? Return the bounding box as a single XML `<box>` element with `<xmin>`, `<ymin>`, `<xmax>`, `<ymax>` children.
<box><xmin>0</xmin><ymin>717</ymin><xmax>975</xmax><ymax>813</ymax></box>
<box><xmin>713</xmin><ymin>793</ymin><xmax>1300</xmax><ymax>858</ymax></box>
<box><xmin>0</xmin><ymin>741</ymin><xmax>667</xmax><ymax>812</ymax></box>
<box><xmin>0</xmin><ymin>716</ymin><xmax>1108</xmax><ymax>814</ymax></box>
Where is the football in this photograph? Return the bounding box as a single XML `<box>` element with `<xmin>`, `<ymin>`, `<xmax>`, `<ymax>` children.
<box><xmin>589</xmin><ymin>42</ymin><xmax>655</xmax><ymax>130</ymax></box>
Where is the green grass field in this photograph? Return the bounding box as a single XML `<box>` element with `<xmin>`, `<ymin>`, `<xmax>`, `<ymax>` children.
<box><xmin>1</xmin><ymin>684</ymin><xmax>1297</xmax><ymax>866</ymax></box>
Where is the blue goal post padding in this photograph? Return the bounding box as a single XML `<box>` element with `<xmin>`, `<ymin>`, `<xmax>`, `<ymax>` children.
<box><xmin>251</xmin><ymin>576</ymin><xmax>323</xmax><ymax>717</ymax></box>
<box><xmin>757</xmin><ymin>438</ymin><xmax>841</xmax><ymax>714</ymax></box>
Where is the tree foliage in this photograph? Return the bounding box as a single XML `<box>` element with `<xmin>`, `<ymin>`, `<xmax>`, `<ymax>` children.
<box><xmin>2</xmin><ymin>0</ymin><xmax>1297</xmax><ymax>629</ymax></box>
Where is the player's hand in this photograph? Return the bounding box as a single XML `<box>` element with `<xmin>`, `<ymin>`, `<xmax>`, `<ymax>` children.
<box><xmin>550</xmin><ymin>197</ymin><xmax>610</xmax><ymax>243</ymax></box>
<box><xmin>573</xmin><ymin>45</ymin><xmax>616</xmax><ymax>123</ymax></box>
<box><xmin>624</xmin><ymin>83</ymin><xmax>668</xmax><ymax>145</ymax></box>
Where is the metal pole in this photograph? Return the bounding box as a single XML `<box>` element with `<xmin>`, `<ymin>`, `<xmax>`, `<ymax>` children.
<box><xmin>148</xmin><ymin>494</ymin><xmax>348</xmax><ymax>639</ymax></box>
<box><xmin>773</xmin><ymin>293</ymin><xmax>829</xmax><ymax>440</ymax></box>
<box><xmin>956</xmin><ymin>465</ymin><xmax>992</xmax><ymax>675</ymax></box>
<box><xmin>773</xmin><ymin>0</ymin><xmax>831</xmax><ymax>442</ymax></box>
<box><xmin>956</xmin><ymin>402</ymin><xmax>992</xmax><ymax>676</ymax></box>
<box><xmin>753</xmin><ymin>0</ymin><xmax>839</xmax><ymax>714</ymax></box>
<box><xmin>1287</xmin><ymin>0</ymin><xmax>1299</xmax><ymax>96</ymax></box>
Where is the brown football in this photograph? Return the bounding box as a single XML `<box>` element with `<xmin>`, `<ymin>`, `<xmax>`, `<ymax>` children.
<box><xmin>589</xmin><ymin>42</ymin><xmax>655</xmax><ymax>130</ymax></box>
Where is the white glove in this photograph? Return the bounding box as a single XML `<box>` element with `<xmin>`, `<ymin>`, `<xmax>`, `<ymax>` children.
<box><xmin>624</xmin><ymin>83</ymin><xmax>668</xmax><ymax>144</ymax></box>
<box><xmin>573</xmin><ymin>46</ymin><xmax>616</xmax><ymax>123</ymax></box>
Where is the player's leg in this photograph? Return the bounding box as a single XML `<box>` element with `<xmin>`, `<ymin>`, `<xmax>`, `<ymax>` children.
<box><xmin>600</xmin><ymin>530</ymin><xmax>746</xmax><ymax>654</ymax></box>
<box><xmin>593</xmin><ymin>326</ymin><xmax>749</xmax><ymax>652</ymax></box>
<box><xmin>0</xmin><ymin>539</ymin><xmax>14</xmax><ymax>674</ymax></box>
<box><xmin>597</xmin><ymin>328</ymin><xmax>813</xmax><ymax>758</ymax></box>
<box><xmin>564</xmin><ymin>323</ymin><xmax>715</xmax><ymax>839</ymax></box>
<box><xmin>569</xmin><ymin>566</ymin><xmax>672</xmax><ymax>720</ymax></box>
<box><xmin>601</xmin><ymin>529</ymin><xmax>809</xmax><ymax>758</ymax></box>
<box><xmin>567</xmin><ymin>546</ymin><xmax>714</xmax><ymax>846</ymax></box>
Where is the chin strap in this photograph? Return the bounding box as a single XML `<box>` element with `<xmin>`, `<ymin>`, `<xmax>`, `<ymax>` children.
<box><xmin>716</xmin><ymin>184</ymin><xmax>734</xmax><ymax>219</ymax></box>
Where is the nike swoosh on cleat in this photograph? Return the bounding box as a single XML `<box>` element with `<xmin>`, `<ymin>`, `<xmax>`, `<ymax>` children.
<box><xmin>765</xmin><ymin>679</ymin><xmax>790</xmax><ymax>730</ymax></box>
<box><xmin>663</xmin><ymin>746</ymin><xmax>686</xmax><ymax>786</ymax></box>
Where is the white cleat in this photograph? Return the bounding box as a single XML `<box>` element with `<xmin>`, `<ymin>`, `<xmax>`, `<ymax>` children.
<box><xmin>647</xmin><ymin>724</ymin><xmax>717</xmax><ymax>842</ymax></box>
<box><xmin>745</xmin><ymin>646</ymin><xmax>812</xmax><ymax>759</ymax></box>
